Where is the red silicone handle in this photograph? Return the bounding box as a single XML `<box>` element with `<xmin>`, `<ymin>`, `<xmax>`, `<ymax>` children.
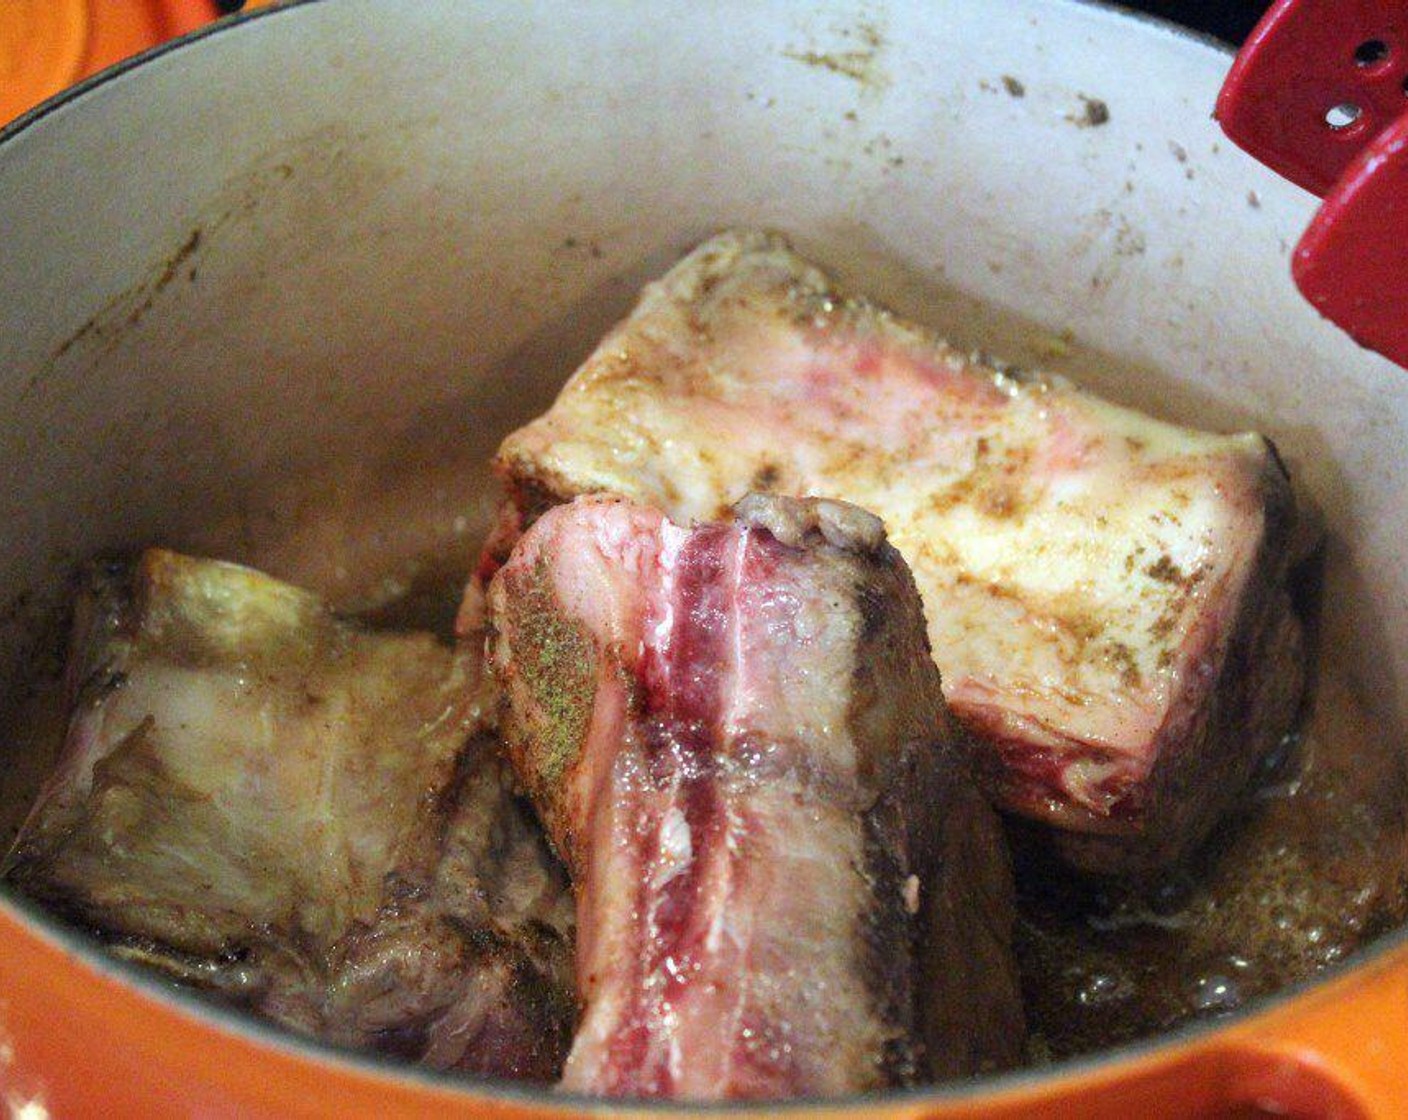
<box><xmin>1217</xmin><ymin>0</ymin><xmax>1408</xmax><ymax>197</ymax></box>
<box><xmin>1292</xmin><ymin>110</ymin><xmax>1408</xmax><ymax>364</ymax></box>
<box><xmin>1217</xmin><ymin>0</ymin><xmax>1408</xmax><ymax>370</ymax></box>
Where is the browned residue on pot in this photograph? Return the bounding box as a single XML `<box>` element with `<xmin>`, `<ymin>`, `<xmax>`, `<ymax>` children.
<box><xmin>32</xmin><ymin>157</ymin><xmax>301</xmax><ymax>394</ymax></box>
<box><xmin>30</xmin><ymin>121</ymin><xmax>407</xmax><ymax>398</ymax></box>
<box><xmin>1069</xmin><ymin>94</ymin><xmax>1111</xmax><ymax>128</ymax></box>
<box><xmin>49</xmin><ymin>226</ymin><xmax>205</xmax><ymax>366</ymax></box>
<box><xmin>784</xmin><ymin>18</ymin><xmax>890</xmax><ymax>92</ymax></box>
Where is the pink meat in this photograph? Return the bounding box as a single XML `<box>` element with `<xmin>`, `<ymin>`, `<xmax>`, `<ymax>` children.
<box><xmin>487</xmin><ymin>493</ymin><xmax>1022</xmax><ymax>1100</ymax></box>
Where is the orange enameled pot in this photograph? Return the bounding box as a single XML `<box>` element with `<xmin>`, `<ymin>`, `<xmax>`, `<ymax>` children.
<box><xmin>1</xmin><ymin>2</ymin><xmax>1405</xmax><ymax>1116</ymax></box>
<box><xmin>0</xmin><ymin>0</ymin><xmax>221</xmax><ymax>125</ymax></box>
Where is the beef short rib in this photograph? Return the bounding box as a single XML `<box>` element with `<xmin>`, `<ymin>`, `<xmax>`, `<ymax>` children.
<box><xmin>487</xmin><ymin>493</ymin><xmax>1022</xmax><ymax>1100</ymax></box>
<box><xmin>4</xmin><ymin>550</ymin><xmax>575</xmax><ymax>1082</ymax></box>
<box><xmin>487</xmin><ymin>230</ymin><xmax>1305</xmax><ymax>874</ymax></box>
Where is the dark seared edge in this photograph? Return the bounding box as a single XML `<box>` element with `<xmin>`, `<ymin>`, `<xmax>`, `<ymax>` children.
<box><xmin>1054</xmin><ymin>454</ymin><xmax>1304</xmax><ymax>874</ymax></box>
<box><xmin>836</xmin><ymin>525</ymin><xmax>1025</xmax><ymax>1078</ymax></box>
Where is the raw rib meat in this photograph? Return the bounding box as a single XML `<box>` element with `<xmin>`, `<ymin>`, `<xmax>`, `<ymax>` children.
<box><xmin>487</xmin><ymin>493</ymin><xmax>1022</xmax><ymax>1100</ymax></box>
<box><xmin>4</xmin><ymin>550</ymin><xmax>575</xmax><ymax>1082</ymax></box>
<box><xmin>485</xmin><ymin>230</ymin><xmax>1305</xmax><ymax>874</ymax></box>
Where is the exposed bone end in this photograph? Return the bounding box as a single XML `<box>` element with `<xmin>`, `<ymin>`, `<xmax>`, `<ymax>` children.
<box><xmin>732</xmin><ymin>493</ymin><xmax>887</xmax><ymax>555</ymax></box>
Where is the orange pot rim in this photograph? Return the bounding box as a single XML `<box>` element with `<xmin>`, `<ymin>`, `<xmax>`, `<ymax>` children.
<box><xmin>4</xmin><ymin>875</ymin><xmax>1406</xmax><ymax>1114</ymax></box>
<box><xmin>0</xmin><ymin>0</ymin><xmax>220</xmax><ymax>127</ymax></box>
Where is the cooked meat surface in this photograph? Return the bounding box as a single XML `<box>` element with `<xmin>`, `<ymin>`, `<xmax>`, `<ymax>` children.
<box><xmin>3</xmin><ymin>550</ymin><xmax>574</xmax><ymax>1081</ymax></box>
<box><xmin>486</xmin><ymin>230</ymin><xmax>1305</xmax><ymax>873</ymax></box>
<box><xmin>487</xmin><ymin>493</ymin><xmax>1022</xmax><ymax>1100</ymax></box>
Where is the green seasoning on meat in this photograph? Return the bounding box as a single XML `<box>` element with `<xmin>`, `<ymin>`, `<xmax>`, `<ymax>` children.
<box><xmin>498</xmin><ymin>555</ymin><xmax>597</xmax><ymax>802</ymax></box>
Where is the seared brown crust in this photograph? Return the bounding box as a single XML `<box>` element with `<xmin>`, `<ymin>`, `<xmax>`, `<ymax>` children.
<box><xmin>837</xmin><ymin>519</ymin><xmax>1024</xmax><ymax>1077</ymax></box>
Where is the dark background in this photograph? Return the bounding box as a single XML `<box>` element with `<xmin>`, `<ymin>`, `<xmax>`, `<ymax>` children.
<box><xmin>1120</xmin><ymin>0</ymin><xmax>1271</xmax><ymax>43</ymax></box>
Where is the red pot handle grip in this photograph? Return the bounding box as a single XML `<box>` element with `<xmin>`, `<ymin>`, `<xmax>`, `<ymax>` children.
<box><xmin>1217</xmin><ymin>0</ymin><xmax>1408</xmax><ymax>369</ymax></box>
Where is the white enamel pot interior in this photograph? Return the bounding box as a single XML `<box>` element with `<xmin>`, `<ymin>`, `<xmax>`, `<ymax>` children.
<box><xmin>0</xmin><ymin>2</ymin><xmax>1404</xmax><ymax>1117</ymax></box>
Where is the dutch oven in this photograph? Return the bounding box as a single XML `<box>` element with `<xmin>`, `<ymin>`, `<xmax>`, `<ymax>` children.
<box><xmin>0</xmin><ymin>2</ymin><xmax>1404</xmax><ymax>1116</ymax></box>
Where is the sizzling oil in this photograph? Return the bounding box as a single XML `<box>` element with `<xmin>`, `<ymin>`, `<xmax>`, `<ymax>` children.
<box><xmin>1014</xmin><ymin>641</ymin><xmax>1408</xmax><ymax>1061</ymax></box>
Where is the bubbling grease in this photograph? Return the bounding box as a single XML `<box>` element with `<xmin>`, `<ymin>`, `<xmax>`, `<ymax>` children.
<box><xmin>1013</xmin><ymin>574</ymin><xmax>1408</xmax><ymax>1060</ymax></box>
